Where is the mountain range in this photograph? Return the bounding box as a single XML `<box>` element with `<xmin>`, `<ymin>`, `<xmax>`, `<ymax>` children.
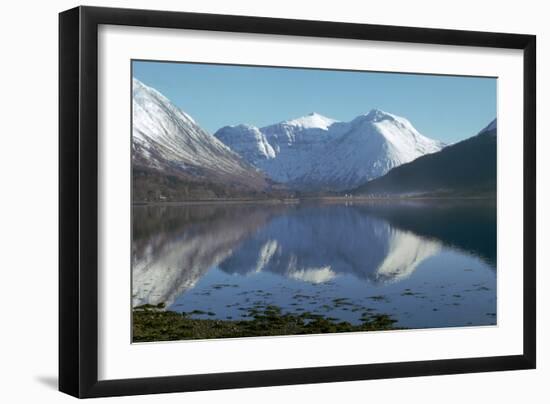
<box><xmin>215</xmin><ymin>109</ymin><xmax>444</xmax><ymax>191</ymax></box>
<box><xmin>132</xmin><ymin>78</ymin><xmax>495</xmax><ymax>201</ymax></box>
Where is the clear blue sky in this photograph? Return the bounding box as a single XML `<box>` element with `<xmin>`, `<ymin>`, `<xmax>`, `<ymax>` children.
<box><xmin>133</xmin><ymin>60</ymin><xmax>496</xmax><ymax>144</ymax></box>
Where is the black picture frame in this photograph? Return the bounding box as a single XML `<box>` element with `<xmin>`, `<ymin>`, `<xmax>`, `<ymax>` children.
<box><xmin>59</xmin><ymin>5</ymin><xmax>536</xmax><ymax>398</ymax></box>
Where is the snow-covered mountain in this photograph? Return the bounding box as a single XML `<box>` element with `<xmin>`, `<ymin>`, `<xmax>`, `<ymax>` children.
<box><xmin>133</xmin><ymin>78</ymin><xmax>445</xmax><ymax>196</ymax></box>
<box><xmin>352</xmin><ymin>118</ymin><xmax>497</xmax><ymax>197</ymax></box>
<box><xmin>132</xmin><ymin>79</ymin><xmax>271</xmax><ymax>200</ymax></box>
<box><xmin>214</xmin><ymin>110</ymin><xmax>444</xmax><ymax>191</ymax></box>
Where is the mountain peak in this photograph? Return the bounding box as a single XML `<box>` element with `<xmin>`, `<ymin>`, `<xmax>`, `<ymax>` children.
<box><xmin>231</xmin><ymin>123</ymin><xmax>260</xmax><ymax>131</ymax></box>
<box><xmin>131</xmin><ymin>78</ymin><xmax>272</xmax><ymax>197</ymax></box>
<box><xmin>133</xmin><ymin>77</ymin><xmax>159</xmax><ymax>98</ymax></box>
<box><xmin>282</xmin><ymin>112</ymin><xmax>338</xmax><ymax>130</ymax></box>
<box><xmin>479</xmin><ymin>118</ymin><xmax>497</xmax><ymax>135</ymax></box>
<box><xmin>350</xmin><ymin>109</ymin><xmax>412</xmax><ymax>130</ymax></box>
<box><xmin>133</xmin><ymin>77</ymin><xmax>197</xmax><ymax>126</ymax></box>
<box><xmin>364</xmin><ymin>108</ymin><xmax>399</xmax><ymax>122</ymax></box>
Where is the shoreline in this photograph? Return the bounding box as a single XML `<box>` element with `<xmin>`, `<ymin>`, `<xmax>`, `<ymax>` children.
<box><xmin>133</xmin><ymin>195</ymin><xmax>496</xmax><ymax>206</ymax></box>
<box><xmin>133</xmin><ymin>304</ymin><xmax>400</xmax><ymax>342</ymax></box>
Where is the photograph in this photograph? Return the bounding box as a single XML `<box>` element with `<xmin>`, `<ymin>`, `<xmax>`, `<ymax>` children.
<box><xmin>131</xmin><ymin>60</ymin><xmax>497</xmax><ymax>342</ymax></box>
<box><xmin>1</xmin><ymin>0</ymin><xmax>543</xmax><ymax>401</ymax></box>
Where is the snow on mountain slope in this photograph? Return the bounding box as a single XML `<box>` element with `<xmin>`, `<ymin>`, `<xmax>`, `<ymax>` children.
<box><xmin>352</xmin><ymin>118</ymin><xmax>497</xmax><ymax>197</ymax></box>
<box><xmin>299</xmin><ymin>109</ymin><xmax>445</xmax><ymax>190</ymax></box>
<box><xmin>132</xmin><ymin>78</ymin><xmax>266</xmax><ymax>186</ymax></box>
<box><xmin>281</xmin><ymin>112</ymin><xmax>338</xmax><ymax>130</ymax></box>
<box><xmin>214</xmin><ymin>109</ymin><xmax>444</xmax><ymax>191</ymax></box>
<box><xmin>214</xmin><ymin>124</ymin><xmax>276</xmax><ymax>165</ymax></box>
<box><xmin>216</xmin><ymin>112</ymin><xmax>342</xmax><ymax>183</ymax></box>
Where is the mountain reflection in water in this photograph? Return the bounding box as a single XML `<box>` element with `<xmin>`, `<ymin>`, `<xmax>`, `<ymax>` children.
<box><xmin>132</xmin><ymin>201</ymin><xmax>496</xmax><ymax>329</ymax></box>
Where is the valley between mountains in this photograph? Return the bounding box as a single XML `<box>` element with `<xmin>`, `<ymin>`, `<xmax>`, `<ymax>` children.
<box><xmin>132</xmin><ymin>78</ymin><xmax>496</xmax><ymax>202</ymax></box>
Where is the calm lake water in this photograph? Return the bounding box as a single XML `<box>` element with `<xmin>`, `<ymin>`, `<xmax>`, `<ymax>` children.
<box><xmin>132</xmin><ymin>200</ymin><xmax>496</xmax><ymax>330</ymax></box>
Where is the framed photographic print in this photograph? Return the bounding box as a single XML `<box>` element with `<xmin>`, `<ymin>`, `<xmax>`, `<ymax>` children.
<box><xmin>59</xmin><ymin>6</ymin><xmax>536</xmax><ymax>398</ymax></box>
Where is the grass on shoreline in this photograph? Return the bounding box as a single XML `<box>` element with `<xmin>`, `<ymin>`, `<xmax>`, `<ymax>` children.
<box><xmin>133</xmin><ymin>304</ymin><xmax>399</xmax><ymax>342</ymax></box>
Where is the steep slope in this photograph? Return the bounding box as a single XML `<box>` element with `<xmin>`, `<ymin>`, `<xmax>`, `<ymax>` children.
<box><xmin>297</xmin><ymin>110</ymin><xmax>445</xmax><ymax>190</ymax></box>
<box><xmin>351</xmin><ymin>119</ymin><xmax>497</xmax><ymax>197</ymax></box>
<box><xmin>213</xmin><ymin>124</ymin><xmax>276</xmax><ymax>165</ymax></box>
<box><xmin>214</xmin><ymin>109</ymin><xmax>444</xmax><ymax>191</ymax></box>
<box><xmin>216</xmin><ymin>112</ymin><xmax>342</xmax><ymax>184</ymax></box>
<box><xmin>132</xmin><ymin>79</ymin><xmax>275</xmax><ymax>201</ymax></box>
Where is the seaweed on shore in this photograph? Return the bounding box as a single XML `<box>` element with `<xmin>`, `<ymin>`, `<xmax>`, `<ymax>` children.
<box><xmin>133</xmin><ymin>303</ymin><xmax>400</xmax><ymax>342</ymax></box>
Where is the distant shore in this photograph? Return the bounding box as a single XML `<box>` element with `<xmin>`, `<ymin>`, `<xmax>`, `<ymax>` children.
<box><xmin>132</xmin><ymin>194</ymin><xmax>496</xmax><ymax>206</ymax></box>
